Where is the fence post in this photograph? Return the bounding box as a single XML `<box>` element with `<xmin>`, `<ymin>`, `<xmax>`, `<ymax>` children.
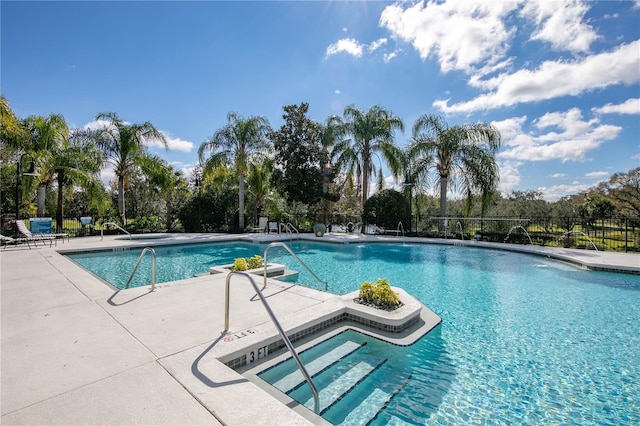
<box><xmin>625</xmin><ymin>217</ymin><xmax>628</xmax><ymax>253</ymax></box>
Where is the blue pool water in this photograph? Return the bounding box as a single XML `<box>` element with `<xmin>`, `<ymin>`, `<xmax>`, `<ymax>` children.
<box><xmin>67</xmin><ymin>242</ymin><xmax>261</xmax><ymax>289</ymax></box>
<box><xmin>67</xmin><ymin>241</ymin><xmax>640</xmax><ymax>424</ymax></box>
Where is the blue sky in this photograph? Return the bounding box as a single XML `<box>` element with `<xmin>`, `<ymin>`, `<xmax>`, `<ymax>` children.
<box><xmin>2</xmin><ymin>0</ymin><xmax>639</xmax><ymax>201</ymax></box>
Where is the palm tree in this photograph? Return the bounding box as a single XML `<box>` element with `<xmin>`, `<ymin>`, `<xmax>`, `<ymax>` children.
<box><xmin>1</xmin><ymin>95</ymin><xmax>27</xmax><ymax>144</ymax></box>
<box><xmin>93</xmin><ymin>112</ymin><xmax>168</xmax><ymax>223</ymax></box>
<box><xmin>140</xmin><ymin>156</ymin><xmax>189</xmax><ymax>231</ymax></box>
<box><xmin>23</xmin><ymin>114</ymin><xmax>69</xmax><ymax>217</ymax></box>
<box><xmin>411</xmin><ymin>114</ymin><xmax>501</xmax><ymax>224</ymax></box>
<box><xmin>332</xmin><ymin>105</ymin><xmax>404</xmax><ymax>209</ymax></box>
<box><xmin>198</xmin><ymin>112</ymin><xmax>270</xmax><ymax>230</ymax></box>
<box><xmin>246</xmin><ymin>160</ymin><xmax>272</xmax><ymax>225</ymax></box>
<box><xmin>52</xmin><ymin>130</ymin><xmax>103</xmax><ymax>230</ymax></box>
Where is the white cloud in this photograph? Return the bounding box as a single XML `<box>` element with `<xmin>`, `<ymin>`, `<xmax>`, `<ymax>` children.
<box><xmin>435</xmin><ymin>40</ymin><xmax>640</xmax><ymax>113</ymax></box>
<box><xmin>498</xmin><ymin>160</ymin><xmax>522</xmax><ymax>193</ymax></box>
<box><xmin>549</xmin><ymin>173</ymin><xmax>567</xmax><ymax>178</ymax></box>
<box><xmin>368</xmin><ymin>38</ymin><xmax>387</xmax><ymax>52</ymax></box>
<box><xmin>383</xmin><ymin>51</ymin><xmax>398</xmax><ymax>63</ymax></box>
<box><xmin>592</xmin><ymin>98</ymin><xmax>640</xmax><ymax>115</ymax></box>
<box><xmin>537</xmin><ymin>182</ymin><xmax>593</xmax><ymax>201</ymax></box>
<box><xmin>519</xmin><ymin>0</ymin><xmax>598</xmax><ymax>52</ymax></box>
<box><xmin>495</xmin><ymin>108</ymin><xmax>622</xmax><ymax>162</ymax></box>
<box><xmin>325</xmin><ymin>38</ymin><xmax>364</xmax><ymax>58</ymax></box>
<box><xmin>83</xmin><ymin>119</ymin><xmax>193</xmax><ymax>153</ymax></box>
<box><xmin>585</xmin><ymin>171</ymin><xmax>609</xmax><ymax>178</ymax></box>
<box><xmin>380</xmin><ymin>0</ymin><xmax>517</xmax><ymax>75</ymax></box>
<box><xmin>153</xmin><ymin>131</ymin><xmax>193</xmax><ymax>153</ymax></box>
<box><xmin>99</xmin><ymin>166</ymin><xmax>115</xmax><ymax>187</ymax></box>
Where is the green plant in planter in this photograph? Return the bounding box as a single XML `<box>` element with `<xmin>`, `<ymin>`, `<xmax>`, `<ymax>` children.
<box><xmin>247</xmin><ymin>255</ymin><xmax>263</xmax><ymax>269</ymax></box>
<box><xmin>231</xmin><ymin>257</ymin><xmax>248</xmax><ymax>271</ymax></box>
<box><xmin>358</xmin><ymin>278</ymin><xmax>401</xmax><ymax>309</ymax></box>
<box><xmin>359</xmin><ymin>281</ymin><xmax>375</xmax><ymax>301</ymax></box>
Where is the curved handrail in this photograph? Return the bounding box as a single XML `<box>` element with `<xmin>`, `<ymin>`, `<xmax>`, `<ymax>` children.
<box><xmin>125</xmin><ymin>247</ymin><xmax>156</xmax><ymax>290</ymax></box>
<box><xmin>223</xmin><ymin>271</ymin><xmax>320</xmax><ymax>414</ymax></box>
<box><xmin>101</xmin><ymin>222</ymin><xmax>131</xmax><ymax>240</ymax></box>
<box><xmin>280</xmin><ymin>222</ymin><xmax>300</xmax><ymax>240</ymax></box>
<box><xmin>263</xmin><ymin>242</ymin><xmax>327</xmax><ymax>291</ymax></box>
<box><xmin>397</xmin><ymin>221</ymin><xmax>405</xmax><ymax>237</ymax></box>
<box><xmin>279</xmin><ymin>222</ymin><xmax>299</xmax><ymax>240</ymax></box>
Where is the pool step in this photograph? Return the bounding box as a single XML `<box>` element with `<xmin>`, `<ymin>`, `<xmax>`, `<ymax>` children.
<box><xmin>304</xmin><ymin>358</ymin><xmax>388</xmax><ymax>414</ymax></box>
<box><xmin>386</xmin><ymin>415</ymin><xmax>416</xmax><ymax>425</ymax></box>
<box><xmin>338</xmin><ymin>388</ymin><xmax>392</xmax><ymax>426</ymax></box>
<box><xmin>334</xmin><ymin>372</ymin><xmax>412</xmax><ymax>426</ymax></box>
<box><xmin>273</xmin><ymin>340</ymin><xmax>365</xmax><ymax>393</ymax></box>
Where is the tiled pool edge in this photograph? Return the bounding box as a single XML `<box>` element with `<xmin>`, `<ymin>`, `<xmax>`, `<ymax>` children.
<box><xmin>222</xmin><ymin>287</ymin><xmax>440</xmax><ymax>370</ymax></box>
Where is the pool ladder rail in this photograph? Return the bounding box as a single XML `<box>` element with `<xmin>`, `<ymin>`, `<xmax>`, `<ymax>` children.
<box><xmin>125</xmin><ymin>247</ymin><xmax>156</xmax><ymax>290</ymax></box>
<box><xmin>223</xmin><ymin>271</ymin><xmax>320</xmax><ymax>415</ymax></box>
<box><xmin>279</xmin><ymin>222</ymin><xmax>299</xmax><ymax>240</ymax></box>
<box><xmin>101</xmin><ymin>221</ymin><xmax>131</xmax><ymax>240</ymax></box>
<box><xmin>262</xmin><ymin>242</ymin><xmax>327</xmax><ymax>291</ymax></box>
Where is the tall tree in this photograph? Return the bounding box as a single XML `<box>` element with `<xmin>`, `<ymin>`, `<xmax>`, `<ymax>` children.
<box><xmin>93</xmin><ymin>112</ymin><xmax>168</xmax><ymax>223</ymax></box>
<box><xmin>333</xmin><ymin>105</ymin><xmax>404</xmax><ymax>209</ymax></box>
<box><xmin>52</xmin><ymin>129</ymin><xmax>103</xmax><ymax>230</ymax></box>
<box><xmin>247</xmin><ymin>160</ymin><xmax>272</xmax><ymax>224</ymax></box>
<box><xmin>198</xmin><ymin>112</ymin><xmax>270</xmax><ymax>230</ymax></box>
<box><xmin>270</xmin><ymin>103</ymin><xmax>337</xmax><ymax>208</ymax></box>
<box><xmin>411</xmin><ymin>114</ymin><xmax>501</xmax><ymax>222</ymax></box>
<box><xmin>597</xmin><ymin>167</ymin><xmax>640</xmax><ymax>217</ymax></box>
<box><xmin>23</xmin><ymin>114</ymin><xmax>69</xmax><ymax>216</ymax></box>
<box><xmin>0</xmin><ymin>95</ymin><xmax>27</xmax><ymax>145</ymax></box>
<box><xmin>141</xmin><ymin>156</ymin><xmax>189</xmax><ymax>231</ymax></box>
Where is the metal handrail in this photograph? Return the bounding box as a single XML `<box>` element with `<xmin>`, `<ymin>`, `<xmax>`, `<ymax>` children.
<box><xmin>279</xmin><ymin>222</ymin><xmax>299</xmax><ymax>240</ymax></box>
<box><xmin>263</xmin><ymin>242</ymin><xmax>327</xmax><ymax>291</ymax></box>
<box><xmin>125</xmin><ymin>247</ymin><xmax>156</xmax><ymax>290</ymax></box>
<box><xmin>223</xmin><ymin>271</ymin><xmax>320</xmax><ymax>414</ymax></box>
<box><xmin>101</xmin><ymin>222</ymin><xmax>131</xmax><ymax>240</ymax></box>
<box><xmin>397</xmin><ymin>221</ymin><xmax>405</xmax><ymax>237</ymax></box>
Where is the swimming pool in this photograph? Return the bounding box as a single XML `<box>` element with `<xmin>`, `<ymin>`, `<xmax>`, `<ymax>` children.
<box><xmin>66</xmin><ymin>241</ymin><xmax>262</xmax><ymax>289</ymax></box>
<box><xmin>67</xmin><ymin>241</ymin><xmax>640</xmax><ymax>424</ymax></box>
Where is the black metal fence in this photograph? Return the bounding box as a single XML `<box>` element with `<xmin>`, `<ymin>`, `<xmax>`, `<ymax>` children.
<box><xmin>4</xmin><ymin>215</ymin><xmax>639</xmax><ymax>253</ymax></box>
<box><xmin>413</xmin><ymin>216</ymin><xmax>639</xmax><ymax>253</ymax></box>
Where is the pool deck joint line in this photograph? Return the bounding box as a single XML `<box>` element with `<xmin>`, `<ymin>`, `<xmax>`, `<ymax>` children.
<box><xmin>1</xmin><ymin>232</ymin><xmax>638</xmax><ymax>425</ymax></box>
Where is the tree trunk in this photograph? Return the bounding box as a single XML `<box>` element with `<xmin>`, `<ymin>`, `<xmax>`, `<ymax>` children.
<box><xmin>118</xmin><ymin>176</ymin><xmax>126</xmax><ymax>224</ymax></box>
<box><xmin>238</xmin><ymin>172</ymin><xmax>245</xmax><ymax>230</ymax></box>
<box><xmin>37</xmin><ymin>184</ymin><xmax>46</xmax><ymax>217</ymax></box>
<box><xmin>56</xmin><ymin>171</ymin><xmax>64</xmax><ymax>231</ymax></box>
<box><xmin>165</xmin><ymin>193</ymin><xmax>172</xmax><ymax>232</ymax></box>
<box><xmin>360</xmin><ymin>145</ymin><xmax>370</xmax><ymax>233</ymax></box>
<box><xmin>439</xmin><ymin>175</ymin><xmax>448</xmax><ymax>232</ymax></box>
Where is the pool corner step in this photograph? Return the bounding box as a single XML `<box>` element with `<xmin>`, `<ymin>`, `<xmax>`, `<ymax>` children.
<box><xmin>338</xmin><ymin>388</ymin><xmax>392</xmax><ymax>426</ymax></box>
<box><xmin>304</xmin><ymin>358</ymin><xmax>388</xmax><ymax>415</ymax></box>
<box><xmin>273</xmin><ymin>340</ymin><xmax>366</xmax><ymax>393</ymax></box>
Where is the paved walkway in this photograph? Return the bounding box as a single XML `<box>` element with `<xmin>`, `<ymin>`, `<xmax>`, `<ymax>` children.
<box><xmin>1</xmin><ymin>233</ymin><xmax>637</xmax><ymax>425</ymax></box>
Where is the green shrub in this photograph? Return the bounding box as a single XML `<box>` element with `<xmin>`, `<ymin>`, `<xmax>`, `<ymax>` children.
<box><xmin>231</xmin><ymin>258</ymin><xmax>248</xmax><ymax>271</ymax></box>
<box><xmin>358</xmin><ymin>278</ymin><xmax>401</xmax><ymax>309</ymax></box>
<box><xmin>247</xmin><ymin>255</ymin><xmax>263</xmax><ymax>269</ymax></box>
<box><xmin>362</xmin><ymin>189</ymin><xmax>409</xmax><ymax>230</ymax></box>
<box><xmin>359</xmin><ymin>281</ymin><xmax>375</xmax><ymax>301</ymax></box>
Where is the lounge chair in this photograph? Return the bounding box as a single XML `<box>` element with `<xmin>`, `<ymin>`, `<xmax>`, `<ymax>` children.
<box><xmin>252</xmin><ymin>217</ymin><xmax>268</xmax><ymax>233</ymax></box>
<box><xmin>1</xmin><ymin>234</ymin><xmax>30</xmax><ymax>249</ymax></box>
<box><xmin>268</xmin><ymin>221</ymin><xmax>279</xmax><ymax>234</ymax></box>
<box><xmin>14</xmin><ymin>220</ymin><xmax>57</xmax><ymax>247</ymax></box>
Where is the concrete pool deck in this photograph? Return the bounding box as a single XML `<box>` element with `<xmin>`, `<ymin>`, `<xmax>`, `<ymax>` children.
<box><xmin>1</xmin><ymin>232</ymin><xmax>638</xmax><ymax>425</ymax></box>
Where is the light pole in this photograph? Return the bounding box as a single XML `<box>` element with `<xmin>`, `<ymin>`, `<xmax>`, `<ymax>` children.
<box><xmin>15</xmin><ymin>153</ymin><xmax>38</xmax><ymax>219</ymax></box>
<box><xmin>403</xmin><ymin>177</ymin><xmax>413</xmax><ymax>234</ymax></box>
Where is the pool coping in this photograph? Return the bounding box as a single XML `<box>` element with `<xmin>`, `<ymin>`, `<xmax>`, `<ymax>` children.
<box><xmin>2</xmin><ymin>232</ymin><xmax>637</xmax><ymax>426</ymax></box>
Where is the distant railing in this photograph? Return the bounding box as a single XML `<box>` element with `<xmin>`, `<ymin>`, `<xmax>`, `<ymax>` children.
<box><xmin>419</xmin><ymin>216</ymin><xmax>638</xmax><ymax>252</ymax></box>
<box><xmin>38</xmin><ymin>215</ymin><xmax>639</xmax><ymax>252</ymax></box>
